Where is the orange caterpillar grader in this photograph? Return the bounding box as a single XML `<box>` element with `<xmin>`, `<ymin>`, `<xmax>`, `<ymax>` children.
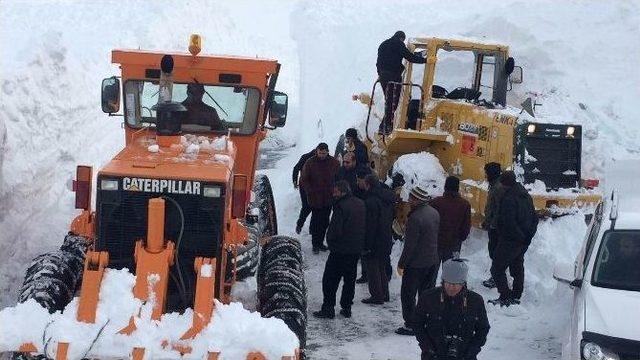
<box><xmin>10</xmin><ymin>35</ymin><xmax>306</xmax><ymax>359</ymax></box>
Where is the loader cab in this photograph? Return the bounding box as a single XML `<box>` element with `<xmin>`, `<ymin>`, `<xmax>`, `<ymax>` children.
<box><xmin>398</xmin><ymin>38</ymin><xmax>520</xmax><ymax>131</ymax></box>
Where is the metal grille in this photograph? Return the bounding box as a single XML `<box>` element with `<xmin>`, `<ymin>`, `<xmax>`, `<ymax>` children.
<box><xmin>96</xmin><ymin>184</ymin><xmax>224</xmax><ymax>270</ymax></box>
<box><xmin>522</xmin><ymin>137</ymin><xmax>580</xmax><ymax>188</ymax></box>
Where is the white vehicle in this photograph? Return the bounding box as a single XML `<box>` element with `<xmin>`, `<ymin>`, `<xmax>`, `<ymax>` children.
<box><xmin>554</xmin><ymin>161</ymin><xmax>640</xmax><ymax>360</ymax></box>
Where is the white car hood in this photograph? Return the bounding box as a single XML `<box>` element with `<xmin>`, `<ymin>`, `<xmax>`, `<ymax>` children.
<box><xmin>585</xmin><ymin>285</ymin><xmax>640</xmax><ymax>341</ymax></box>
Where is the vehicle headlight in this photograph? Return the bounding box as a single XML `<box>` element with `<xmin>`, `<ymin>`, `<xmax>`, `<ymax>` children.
<box><xmin>203</xmin><ymin>186</ymin><xmax>221</xmax><ymax>198</ymax></box>
<box><xmin>527</xmin><ymin>124</ymin><xmax>536</xmax><ymax>133</ymax></box>
<box><xmin>582</xmin><ymin>342</ymin><xmax>620</xmax><ymax>360</ymax></box>
<box><xmin>567</xmin><ymin>126</ymin><xmax>575</xmax><ymax>136</ymax></box>
<box><xmin>100</xmin><ymin>179</ymin><xmax>119</xmax><ymax>191</ymax></box>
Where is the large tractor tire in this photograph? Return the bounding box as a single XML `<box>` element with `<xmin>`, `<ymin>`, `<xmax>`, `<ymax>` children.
<box><xmin>18</xmin><ymin>233</ymin><xmax>88</xmax><ymax>313</ymax></box>
<box><xmin>257</xmin><ymin>236</ymin><xmax>307</xmax><ymax>352</ymax></box>
<box><xmin>233</xmin><ymin>174</ymin><xmax>278</xmax><ymax>281</ymax></box>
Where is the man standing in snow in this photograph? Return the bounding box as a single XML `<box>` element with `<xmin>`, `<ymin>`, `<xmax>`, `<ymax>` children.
<box><xmin>376</xmin><ymin>31</ymin><xmax>426</xmax><ymax>134</ymax></box>
<box><xmin>481</xmin><ymin>162</ymin><xmax>504</xmax><ymax>289</ymax></box>
<box><xmin>489</xmin><ymin>171</ymin><xmax>538</xmax><ymax>306</ymax></box>
<box><xmin>292</xmin><ymin>148</ymin><xmax>317</xmax><ymax>234</ymax></box>
<box><xmin>338</xmin><ymin>128</ymin><xmax>369</xmax><ymax>167</ymax></box>
<box><xmin>313</xmin><ymin>180</ymin><xmax>366</xmax><ymax>319</ymax></box>
<box><xmin>300</xmin><ymin>143</ymin><xmax>341</xmax><ymax>254</ymax></box>
<box><xmin>413</xmin><ymin>259</ymin><xmax>490</xmax><ymax>360</ymax></box>
<box><xmin>359</xmin><ymin>173</ymin><xmax>396</xmax><ymax>304</ymax></box>
<box><xmin>335</xmin><ymin>152</ymin><xmax>362</xmax><ymax>199</ymax></box>
<box><xmin>429</xmin><ymin>176</ymin><xmax>471</xmax><ymax>266</ymax></box>
<box><xmin>396</xmin><ymin>185</ymin><xmax>440</xmax><ymax>336</ymax></box>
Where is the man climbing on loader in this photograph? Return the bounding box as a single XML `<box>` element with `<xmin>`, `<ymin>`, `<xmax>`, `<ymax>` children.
<box><xmin>376</xmin><ymin>31</ymin><xmax>426</xmax><ymax>134</ymax></box>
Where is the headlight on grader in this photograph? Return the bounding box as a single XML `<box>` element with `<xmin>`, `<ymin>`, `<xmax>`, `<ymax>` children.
<box><xmin>567</xmin><ymin>126</ymin><xmax>575</xmax><ymax>136</ymax></box>
<box><xmin>527</xmin><ymin>124</ymin><xmax>536</xmax><ymax>134</ymax></box>
<box><xmin>100</xmin><ymin>179</ymin><xmax>119</xmax><ymax>191</ymax></box>
<box><xmin>203</xmin><ymin>185</ymin><xmax>221</xmax><ymax>198</ymax></box>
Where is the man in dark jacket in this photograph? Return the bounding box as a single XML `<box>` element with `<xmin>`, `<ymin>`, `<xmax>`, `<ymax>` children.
<box><xmin>359</xmin><ymin>173</ymin><xmax>396</xmax><ymax>304</ymax></box>
<box><xmin>413</xmin><ymin>259</ymin><xmax>490</xmax><ymax>360</ymax></box>
<box><xmin>335</xmin><ymin>152</ymin><xmax>362</xmax><ymax>199</ymax></box>
<box><xmin>489</xmin><ymin>171</ymin><xmax>539</xmax><ymax>306</ymax></box>
<box><xmin>300</xmin><ymin>143</ymin><xmax>341</xmax><ymax>253</ymax></box>
<box><xmin>292</xmin><ymin>148</ymin><xmax>317</xmax><ymax>234</ymax></box>
<box><xmin>481</xmin><ymin>162</ymin><xmax>504</xmax><ymax>289</ymax></box>
<box><xmin>343</xmin><ymin>128</ymin><xmax>369</xmax><ymax>167</ymax></box>
<box><xmin>429</xmin><ymin>176</ymin><xmax>471</xmax><ymax>265</ymax></box>
<box><xmin>313</xmin><ymin>180</ymin><xmax>366</xmax><ymax>319</ymax></box>
<box><xmin>396</xmin><ymin>184</ymin><xmax>440</xmax><ymax>335</ymax></box>
<box><xmin>376</xmin><ymin>31</ymin><xmax>426</xmax><ymax>134</ymax></box>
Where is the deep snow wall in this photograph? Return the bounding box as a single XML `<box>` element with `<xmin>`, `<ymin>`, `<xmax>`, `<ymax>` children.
<box><xmin>0</xmin><ymin>0</ymin><xmax>300</xmax><ymax>307</ymax></box>
<box><xmin>292</xmin><ymin>0</ymin><xmax>640</xmax><ymax>175</ymax></box>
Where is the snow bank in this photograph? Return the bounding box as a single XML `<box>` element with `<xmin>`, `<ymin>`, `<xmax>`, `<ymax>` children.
<box><xmin>391</xmin><ymin>152</ymin><xmax>448</xmax><ymax>201</ymax></box>
<box><xmin>0</xmin><ymin>269</ymin><xmax>298</xmax><ymax>359</ymax></box>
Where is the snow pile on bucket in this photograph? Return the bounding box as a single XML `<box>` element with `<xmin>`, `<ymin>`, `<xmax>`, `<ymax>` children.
<box><xmin>0</xmin><ymin>269</ymin><xmax>298</xmax><ymax>359</ymax></box>
<box><xmin>390</xmin><ymin>151</ymin><xmax>448</xmax><ymax>200</ymax></box>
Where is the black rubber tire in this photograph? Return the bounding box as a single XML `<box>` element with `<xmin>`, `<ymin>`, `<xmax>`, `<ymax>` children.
<box><xmin>18</xmin><ymin>233</ymin><xmax>88</xmax><ymax>313</ymax></box>
<box><xmin>257</xmin><ymin>235</ymin><xmax>307</xmax><ymax>352</ymax></box>
<box><xmin>253</xmin><ymin>174</ymin><xmax>278</xmax><ymax>237</ymax></box>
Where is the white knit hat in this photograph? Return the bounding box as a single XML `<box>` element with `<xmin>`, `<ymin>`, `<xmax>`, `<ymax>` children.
<box><xmin>409</xmin><ymin>184</ymin><xmax>431</xmax><ymax>202</ymax></box>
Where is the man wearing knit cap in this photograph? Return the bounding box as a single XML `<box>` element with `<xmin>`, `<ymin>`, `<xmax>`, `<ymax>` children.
<box><xmin>396</xmin><ymin>184</ymin><xmax>440</xmax><ymax>336</ymax></box>
<box><xmin>429</xmin><ymin>176</ymin><xmax>471</xmax><ymax>266</ymax></box>
<box><xmin>412</xmin><ymin>259</ymin><xmax>490</xmax><ymax>360</ymax></box>
<box><xmin>481</xmin><ymin>162</ymin><xmax>504</xmax><ymax>288</ymax></box>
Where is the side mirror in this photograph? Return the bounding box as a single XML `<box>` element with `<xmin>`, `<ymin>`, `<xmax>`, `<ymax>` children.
<box><xmin>268</xmin><ymin>91</ymin><xmax>288</xmax><ymax>128</ymax></box>
<box><xmin>101</xmin><ymin>77</ymin><xmax>120</xmax><ymax>114</ymax></box>
<box><xmin>510</xmin><ymin>66</ymin><xmax>523</xmax><ymax>84</ymax></box>
<box><xmin>553</xmin><ymin>263</ymin><xmax>582</xmax><ymax>288</ymax></box>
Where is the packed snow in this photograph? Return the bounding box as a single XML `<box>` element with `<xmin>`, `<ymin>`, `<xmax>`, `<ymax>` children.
<box><xmin>0</xmin><ymin>269</ymin><xmax>299</xmax><ymax>359</ymax></box>
<box><xmin>390</xmin><ymin>152</ymin><xmax>448</xmax><ymax>201</ymax></box>
<box><xmin>1</xmin><ymin>0</ymin><xmax>640</xmax><ymax>359</ymax></box>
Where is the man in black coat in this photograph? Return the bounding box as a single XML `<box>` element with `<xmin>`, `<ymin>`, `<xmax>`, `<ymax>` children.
<box><xmin>359</xmin><ymin>173</ymin><xmax>396</xmax><ymax>304</ymax></box>
<box><xmin>413</xmin><ymin>259</ymin><xmax>490</xmax><ymax>360</ymax></box>
<box><xmin>481</xmin><ymin>162</ymin><xmax>504</xmax><ymax>289</ymax></box>
<box><xmin>376</xmin><ymin>31</ymin><xmax>426</xmax><ymax>134</ymax></box>
<box><xmin>489</xmin><ymin>171</ymin><xmax>539</xmax><ymax>306</ymax></box>
<box><xmin>292</xmin><ymin>148</ymin><xmax>317</xmax><ymax>234</ymax></box>
<box><xmin>313</xmin><ymin>180</ymin><xmax>366</xmax><ymax>319</ymax></box>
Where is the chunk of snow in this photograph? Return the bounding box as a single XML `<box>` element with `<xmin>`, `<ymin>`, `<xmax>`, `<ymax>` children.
<box><xmin>391</xmin><ymin>152</ymin><xmax>447</xmax><ymax>201</ymax></box>
<box><xmin>200</xmin><ymin>264</ymin><xmax>213</xmax><ymax>278</ymax></box>
<box><xmin>147</xmin><ymin>144</ymin><xmax>159</xmax><ymax>153</ymax></box>
<box><xmin>563</xmin><ymin>170</ymin><xmax>577</xmax><ymax>175</ymax></box>
<box><xmin>185</xmin><ymin>143</ymin><xmax>200</xmax><ymax>154</ymax></box>
<box><xmin>0</xmin><ymin>269</ymin><xmax>298</xmax><ymax>359</ymax></box>
<box><xmin>524</xmin><ymin>149</ymin><xmax>537</xmax><ymax>163</ymax></box>
<box><xmin>213</xmin><ymin>154</ymin><xmax>231</xmax><ymax>163</ymax></box>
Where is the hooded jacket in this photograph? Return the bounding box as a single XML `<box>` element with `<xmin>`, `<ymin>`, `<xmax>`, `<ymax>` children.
<box><xmin>497</xmin><ymin>183</ymin><xmax>539</xmax><ymax>245</ymax></box>
<box><xmin>363</xmin><ymin>183</ymin><xmax>397</xmax><ymax>256</ymax></box>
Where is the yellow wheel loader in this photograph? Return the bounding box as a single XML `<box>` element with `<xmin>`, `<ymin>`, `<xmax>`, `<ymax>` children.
<box><xmin>356</xmin><ymin>37</ymin><xmax>601</xmax><ymax>234</ymax></box>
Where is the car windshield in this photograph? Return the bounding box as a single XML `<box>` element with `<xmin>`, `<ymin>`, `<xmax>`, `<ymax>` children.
<box><xmin>124</xmin><ymin>81</ymin><xmax>260</xmax><ymax>135</ymax></box>
<box><xmin>592</xmin><ymin>230</ymin><xmax>640</xmax><ymax>292</ymax></box>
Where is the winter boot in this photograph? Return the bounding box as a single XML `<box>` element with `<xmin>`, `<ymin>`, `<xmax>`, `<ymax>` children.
<box><xmin>488</xmin><ymin>296</ymin><xmax>512</xmax><ymax>307</ymax></box>
<box><xmin>361</xmin><ymin>297</ymin><xmax>384</xmax><ymax>305</ymax></box>
<box><xmin>482</xmin><ymin>277</ymin><xmax>496</xmax><ymax>289</ymax></box>
<box><xmin>339</xmin><ymin>307</ymin><xmax>352</xmax><ymax>318</ymax></box>
<box><xmin>395</xmin><ymin>326</ymin><xmax>415</xmax><ymax>336</ymax></box>
<box><xmin>312</xmin><ymin>308</ymin><xmax>335</xmax><ymax>319</ymax></box>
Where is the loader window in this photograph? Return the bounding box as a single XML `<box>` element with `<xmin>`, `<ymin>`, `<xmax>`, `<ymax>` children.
<box><xmin>124</xmin><ymin>81</ymin><xmax>260</xmax><ymax>135</ymax></box>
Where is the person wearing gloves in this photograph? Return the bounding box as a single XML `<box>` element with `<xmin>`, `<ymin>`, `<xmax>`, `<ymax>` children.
<box><xmin>396</xmin><ymin>184</ymin><xmax>440</xmax><ymax>336</ymax></box>
<box><xmin>412</xmin><ymin>259</ymin><xmax>490</xmax><ymax>360</ymax></box>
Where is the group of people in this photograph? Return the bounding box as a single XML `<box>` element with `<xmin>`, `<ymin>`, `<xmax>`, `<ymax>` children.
<box><xmin>291</xmin><ymin>127</ymin><xmax>539</xmax><ymax>359</ymax></box>
<box><xmin>287</xmin><ymin>30</ymin><xmax>540</xmax><ymax>359</ymax></box>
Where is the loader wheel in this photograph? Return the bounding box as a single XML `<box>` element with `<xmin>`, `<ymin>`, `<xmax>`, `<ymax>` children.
<box><xmin>253</xmin><ymin>174</ymin><xmax>278</xmax><ymax>237</ymax></box>
<box><xmin>258</xmin><ymin>235</ymin><xmax>307</xmax><ymax>352</ymax></box>
<box><xmin>18</xmin><ymin>233</ymin><xmax>88</xmax><ymax>313</ymax></box>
